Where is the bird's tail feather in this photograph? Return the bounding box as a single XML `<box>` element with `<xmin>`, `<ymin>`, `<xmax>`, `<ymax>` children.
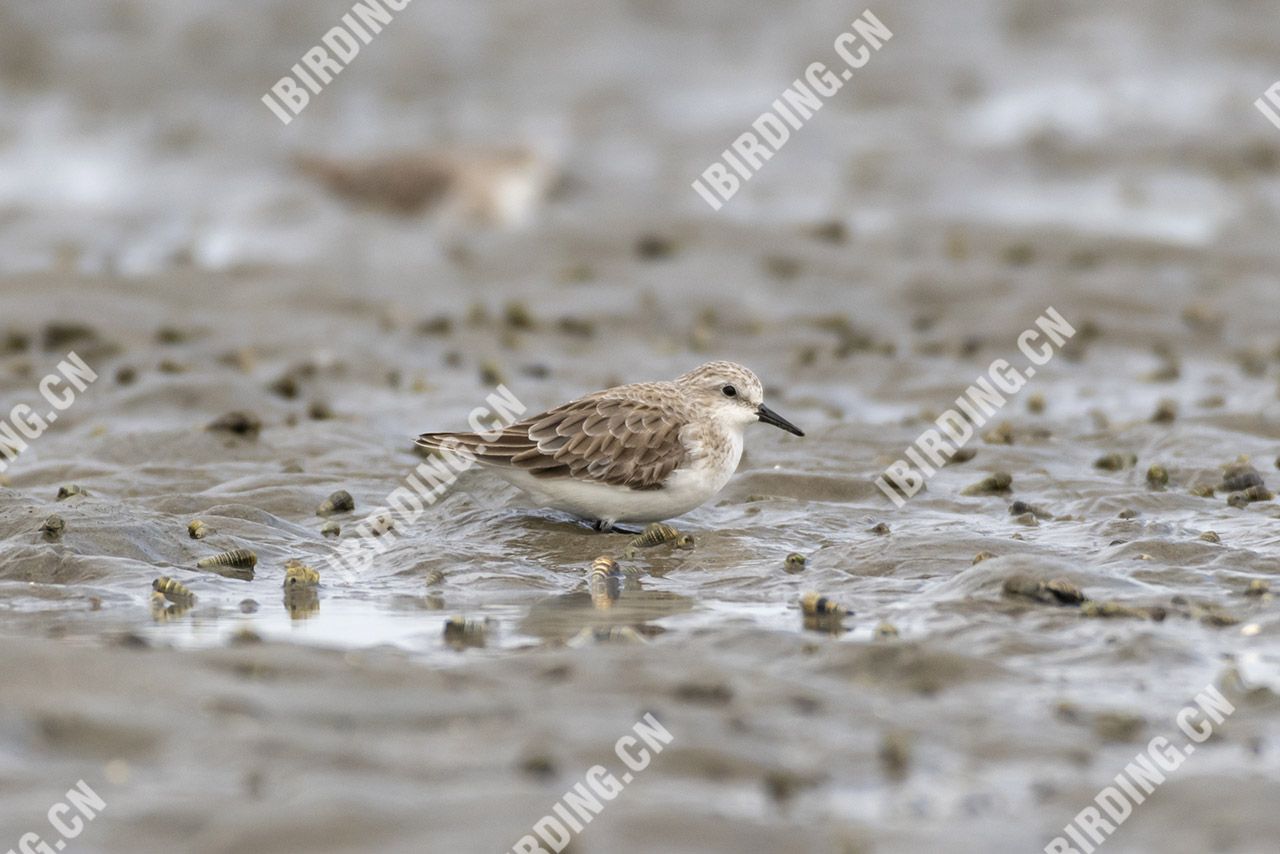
<box><xmin>415</xmin><ymin>431</ymin><xmax>518</xmax><ymax>466</ymax></box>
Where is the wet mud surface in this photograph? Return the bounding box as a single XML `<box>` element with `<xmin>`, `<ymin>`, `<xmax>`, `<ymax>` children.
<box><xmin>2</xmin><ymin>1</ymin><xmax>1280</xmax><ymax>852</ymax></box>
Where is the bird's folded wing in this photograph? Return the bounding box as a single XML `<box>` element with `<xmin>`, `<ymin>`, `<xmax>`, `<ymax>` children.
<box><xmin>416</xmin><ymin>395</ymin><xmax>688</xmax><ymax>490</ymax></box>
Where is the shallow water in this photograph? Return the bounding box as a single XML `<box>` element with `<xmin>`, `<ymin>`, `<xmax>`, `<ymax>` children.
<box><xmin>3</xmin><ymin>1</ymin><xmax>1280</xmax><ymax>853</ymax></box>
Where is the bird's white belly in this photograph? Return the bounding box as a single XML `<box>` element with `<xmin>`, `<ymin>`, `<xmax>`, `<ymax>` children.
<box><xmin>495</xmin><ymin>448</ymin><xmax>739</xmax><ymax>524</ymax></box>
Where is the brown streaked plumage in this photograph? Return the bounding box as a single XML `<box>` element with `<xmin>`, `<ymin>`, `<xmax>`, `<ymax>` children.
<box><xmin>416</xmin><ymin>361</ymin><xmax>804</xmax><ymax>527</ymax></box>
<box><xmin>419</xmin><ymin>383</ymin><xmax>688</xmax><ymax>490</ymax></box>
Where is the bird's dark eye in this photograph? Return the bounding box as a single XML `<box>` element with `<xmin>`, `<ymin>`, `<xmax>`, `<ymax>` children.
<box><xmin>722</xmin><ymin>385</ymin><xmax>737</xmax><ymax>398</ymax></box>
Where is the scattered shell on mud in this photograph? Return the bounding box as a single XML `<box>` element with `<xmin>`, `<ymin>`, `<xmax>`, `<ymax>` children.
<box><xmin>283</xmin><ymin>559</ymin><xmax>320</xmax><ymax>588</ymax></box>
<box><xmin>267</xmin><ymin>370</ymin><xmax>301</xmax><ymax>399</ymax></box>
<box><xmin>307</xmin><ymin>400</ymin><xmax>333</xmax><ymax>421</ymax></box>
<box><xmin>628</xmin><ymin>522</ymin><xmax>688</xmax><ymax>550</ymax></box>
<box><xmin>55</xmin><ymin>484</ymin><xmax>86</xmax><ymax>501</ymax></box>
<box><xmin>42</xmin><ymin>321</ymin><xmax>100</xmax><ymax>351</ymax></box>
<box><xmin>1189</xmin><ymin>483</ymin><xmax>1216</xmax><ymax>498</ymax></box>
<box><xmin>1043</xmin><ymin>578</ymin><xmax>1086</xmax><ymax>604</ymax></box>
<box><xmin>424</xmin><ymin>569</ymin><xmax>445</xmax><ymax>586</ymax></box>
<box><xmin>479</xmin><ymin>360</ymin><xmax>506</xmax><ymax>387</ymax></box>
<box><xmin>800</xmin><ymin>591</ymin><xmax>845</xmax><ymax>617</ymax></box>
<box><xmin>1151</xmin><ymin>399</ymin><xmax>1178</xmax><ymax>423</ymax></box>
<box><xmin>1080</xmin><ymin>601</ymin><xmax>1165</xmax><ymax>620</ymax></box>
<box><xmin>2</xmin><ymin>329</ymin><xmax>30</xmax><ymax>352</ymax></box>
<box><xmin>1002</xmin><ymin>574</ymin><xmax>1086</xmax><ymax>606</ymax></box>
<box><xmin>320</xmin><ymin>520</ymin><xmax>341</xmax><ymax>538</ymax></box>
<box><xmin>503</xmin><ymin>300</ymin><xmax>535</xmax><ymax>330</ymax></box>
<box><xmin>1227</xmin><ymin>485</ymin><xmax>1274</xmax><ymax>507</ymax></box>
<box><xmin>960</xmin><ymin>471</ymin><xmax>1012</xmax><ymax>496</ymax></box>
<box><xmin>784</xmin><ymin>553</ymin><xmax>806</xmax><ymax>574</ymax></box>
<box><xmin>1199</xmin><ymin>531</ymin><xmax>1221</xmax><ymax>543</ymax></box>
<box><xmin>1220</xmin><ymin>461</ymin><xmax>1266</xmax><ymax>493</ymax></box>
<box><xmin>207</xmin><ymin>411</ymin><xmax>262</xmax><ymax>436</ymax></box>
<box><xmin>366</xmin><ymin>512</ymin><xmax>395</xmax><ymax>536</ymax></box>
<box><xmin>981</xmin><ymin>421</ymin><xmax>1015</xmax><ymax>445</ymax></box>
<box><xmin>870</xmin><ymin>522</ymin><xmax>890</xmax><ymax>535</ymax></box>
<box><xmin>316</xmin><ymin>489</ymin><xmax>355</xmax><ymax>516</ymax></box>
<box><xmin>1244</xmin><ymin>579</ymin><xmax>1270</xmax><ymax>597</ymax></box>
<box><xmin>414</xmin><ymin>316</ymin><xmax>455</xmax><ymax>338</ymax></box>
<box><xmin>39</xmin><ymin>514</ymin><xmax>65</xmax><ymax>540</ymax></box>
<box><xmin>1094</xmin><ymin>452</ymin><xmax>1137</xmax><ymax>471</ymax></box>
<box><xmin>1192</xmin><ymin>604</ymin><xmax>1242</xmax><ymax>627</ymax></box>
<box><xmin>197</xmin><ymin>548</ymin><xmax>257</xmax><ymax>569</ymax></box>
<box><xmin>196</xmin><ymin>549</ymin><xmax>257</xmax><ymax>579</ymax></box>
<box><xmin>1146</xmin><ymin>465</ymin><xmax>1170</xmax><ymax>488</ymax></box>
<box><xmin>153</xmin><ymin>576</ymin><xmax>194</xmax><ymax>603</ymax></box>
<box><xmin>947</xmin><ymin>447</ymin><xmax>977</xmax><ymax>465</ymax></box>
<box><xmin>1008</xmin><ymin>500</ymin><xmax>1051</xmax><ymax>519</ymax></box>
<box><xmin>972</xmin><ymin>551</ymin><xmax>997</xmax><ymax>565</ymax></box>
<box><xmin>187</xmin><ymin>519</ymin><xmax>210</xmax><ymax>539</ymax></box>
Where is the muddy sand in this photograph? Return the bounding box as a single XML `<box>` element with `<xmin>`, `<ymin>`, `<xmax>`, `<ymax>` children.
<box><xmin>4</xmin><ymin>1</ymin><xmax>1280</xmax><ymax>852</ymax></box>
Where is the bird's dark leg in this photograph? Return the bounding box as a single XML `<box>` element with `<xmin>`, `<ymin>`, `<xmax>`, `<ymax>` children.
<box><xmin>588</xmin><ymin>519</ymin><xmax>643</xmax><ymax>535</ymax></box>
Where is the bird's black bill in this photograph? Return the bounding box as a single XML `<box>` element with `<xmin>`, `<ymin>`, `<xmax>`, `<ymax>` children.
<box><xmin>757</xmin><ymin>404</ymin><xmax>804</xmax><ymax>437</ymax></box>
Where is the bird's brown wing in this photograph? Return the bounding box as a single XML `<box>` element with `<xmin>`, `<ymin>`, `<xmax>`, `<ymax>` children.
<box><xmin>416</xmin><ymin>392</ymin><xmax>689</xmax><ymax>490</ymax></box>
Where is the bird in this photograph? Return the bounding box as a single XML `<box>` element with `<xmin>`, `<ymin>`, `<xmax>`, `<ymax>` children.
<box><xmin>415</xmin><ymin>361</ymin><xmax>804</xmax><ymax>530</ymax></box>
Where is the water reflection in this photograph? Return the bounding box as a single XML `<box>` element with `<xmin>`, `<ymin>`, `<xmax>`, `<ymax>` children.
<box><xmin>443</xmin><ymin>615</ymin><xmax>494</xmax><ymax>649</ymax></box>
<box><xmin>283</xmin><ymin>588</ymin><xmax>320</xmax><ymax>620</ymax></box>
<box><xmin>149</xmin><ymin>596</ymin><xmax>194</xmax><ymax>623</ymax></box>
<box><xmin>520</xmin><ymin>578</ymin><xmax>693</xmax><ymax>644</ymax></box>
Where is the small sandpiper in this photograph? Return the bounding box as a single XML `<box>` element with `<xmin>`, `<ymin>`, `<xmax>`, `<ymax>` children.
<box><xmin>416</xmin><ymin>361</ymin><xmax>804</xmax><ymax>530</ymax></box>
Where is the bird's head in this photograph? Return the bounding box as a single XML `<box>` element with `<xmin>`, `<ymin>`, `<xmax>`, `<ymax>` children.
<box><xmin>676</xmin><ymin>361</ymin><xmax>804</xmax><ymax>436</ymax></box>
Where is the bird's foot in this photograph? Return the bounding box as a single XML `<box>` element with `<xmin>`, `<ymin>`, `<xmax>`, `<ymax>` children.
<box><xmin>588</xmin><ymin>519</ymin><xmax>642</xmax><ymax>535</ymax></box>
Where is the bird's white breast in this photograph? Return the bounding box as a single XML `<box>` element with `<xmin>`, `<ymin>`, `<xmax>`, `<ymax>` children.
<box><xmin>495</xmin><ymin>423</ymin><xmax>745</xmax><ymax>524</ymax></box>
